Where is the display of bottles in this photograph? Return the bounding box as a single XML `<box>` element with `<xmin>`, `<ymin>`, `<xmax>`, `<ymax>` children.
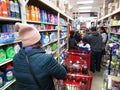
<box><xmin>0</xmin><ymin>0</ymin><xmax>20</xmax><ymax>18</ymax></box>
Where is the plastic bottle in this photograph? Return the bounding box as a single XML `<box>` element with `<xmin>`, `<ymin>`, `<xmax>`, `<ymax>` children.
<box><xmin>0</xmin><ymin>48</ymin><xmax>6</xmax><ymax>63</ymax></box>
<box><xmin>4</xmin><ymin>64</ymin><xmax>14</xmax><ymax>81</ymax></box>
<box><xmin>35</xmin><ymin>7</ymin><xmax>38</xmax><ymax>21</ymax></box>
<box><xmin>0</xmin><ymin>71</ymin><xmax>5</xmax><ymax>88</ymax></box>
<box><xmin>1</xmin><ymin>0</ymin><xmax>8</xmax><ymax>17</ymax></box>
<box><xmin>14</xmin><ymin>0</ymin><xmax>19</xmax><ymax>18</ymax></box>
<box><xmin>6</xmin><ymin>45</ymin><xmax>15</xmax><ymax>58</ymax></box>
<box><xmin>10</xmin><ymin>0</ymin><xmax>15</xmax><ymax>17</ymax></box>
<box><xmin>0</xmin><ymin>1</ymin><xmax>2</xmax><ymax>16</ymax></box>
<box><xmin>26</xmin><ymin>5</ymin><xmax>30</xmax><ymax>20</ymax></box>
<box><xmin>6</xmin><ymin>0</ymin><xmax>10</xmax><ymax>17</ymax></box>
<box><xmin>31</xmin><ymin>5</ymin><xmax>35</xmax><ymax>21</ymax></box>
<box><xmin>14</xmin><ymin>43</ymin><xmax>20</xmax><ymax>54</ymax></box>
<box><xmin>38</xmin><ymin>8</ymin><xmax>40</xmax><ymax>21</ymax></box>
<box><xmin>41</xmin><ymin>10</ymin><xmax>44</xmax><ymax>22</ymax></box>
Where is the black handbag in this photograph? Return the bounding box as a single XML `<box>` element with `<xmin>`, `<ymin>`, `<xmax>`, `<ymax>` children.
<box><xmin>25</xmin><ymin>56</ymin><xmax>41</xmax><ymax>89</ymax></box>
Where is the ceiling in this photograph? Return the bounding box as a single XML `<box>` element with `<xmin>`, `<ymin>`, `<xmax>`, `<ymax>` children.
<box><xmin>67</xmin><ymin>0</ymin><xmax>104</xmax><ymax>13</ymax></box>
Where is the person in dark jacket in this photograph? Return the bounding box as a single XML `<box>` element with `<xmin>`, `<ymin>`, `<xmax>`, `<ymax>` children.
<box><xmin>87</xmin><ymin>27</ymin><xmax>102</xmax><ymax>73</ymax></box>
<box><xmin>69</xmin><ymin>30</ymin><xmax>78</xmax><ymax>50</ymax></box>
<box><xmin>74</xmin><ymin>30</ymin><xmax>82</xmax><ymax>43</ymax></box>
<box><xmin>13</xmin><ymin>23</ymin><xmax>66</xmax><ymax>90</ymax></box>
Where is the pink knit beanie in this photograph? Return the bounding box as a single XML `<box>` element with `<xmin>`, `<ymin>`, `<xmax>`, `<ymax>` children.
<box><xmin>15</xmin><ymin>23</ymin><xmax>41</xmax><ymax>47</ymax></box>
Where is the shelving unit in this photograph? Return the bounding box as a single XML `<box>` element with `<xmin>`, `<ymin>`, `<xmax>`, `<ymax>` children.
<box><xmin>110</xmin><ymin>39</ymin><xmax>120</xmax><ymax>45</ymax></box>
<box><xmin>0</xmin><ymin>79</ymin><xmax>16</xmax><ymax>90</ymax></box>
<box><xmin>98</xmin><ymin>5</ymin><xmax>120</xmax><ymax>90</ymax></box>
<box><xmin>0</xmin><ymin>16</ymin><xmax>21</xmax><ymax>21</ymax></box>
<box><xmin>0</xmin><ymin>40</ymin><xmax>21</xmax><ymax>47</ymax></box>
<box><xmin>0</xmin><ymin>59</ymin><xmax>13</xmax><ymax>66</ymax></box>
<box><xmin>60</xmin><ymin>36</ymin><xmax>67</xmax><ymax>40</ymax></box>
<box><xmin>42</xmin><ymin>39</ymin><xmax>58</xmax><ymax>47</ymax></box>
<box><xmin>39</xmin><ymin>29</ymin><xmax>58</xmax><ymax>32</ymax></box>
<box><xmin>0</xmin><ymin>0</ymin><xmax>73</xmax><ymax>89</ymax></box>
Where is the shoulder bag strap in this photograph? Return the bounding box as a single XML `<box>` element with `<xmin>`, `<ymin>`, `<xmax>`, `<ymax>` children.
<box><xmin>25</xmin><ymin>56</ymin><xmax>41</xmax><ymax>89</ymax></box>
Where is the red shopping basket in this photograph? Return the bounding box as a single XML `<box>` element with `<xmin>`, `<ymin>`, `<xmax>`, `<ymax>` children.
<box><xmin>56</xmin><ymin>73</ymin><xmax>93</xmax><ymax>90</ymax></box>
<box><xmin>64</xmin><ymin>50</ymin><xmax>91</xmax><ymax>70</ymax></box>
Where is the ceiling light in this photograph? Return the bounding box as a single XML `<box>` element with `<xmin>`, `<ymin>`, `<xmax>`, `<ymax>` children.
<box><xmin>78</xmin><ymin>10</ymin><xmax>91</xmax><ymax>12</ymax></box>
<box><xmin>77</xmin><ymin>0</ymin><xmax>94</xmax><ymax>4</ymax></box>
<box><xmin>78</xmin><ymin>6</ymin><xmax>92</xmax><ymax>10</ymax></box>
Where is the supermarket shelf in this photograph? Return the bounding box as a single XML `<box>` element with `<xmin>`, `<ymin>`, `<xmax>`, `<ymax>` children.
<box><xmin>110</xmin><ymin>39</ymin><xmax>120</xmax><ymax>45</ymax></box>
<box><xmin>0</xmin><ymin>59</ymin><xmax>13</xmax><ymax>66</ymax></box>
<box><xmin>42</xmin><ymin>39</ymin><xmax>58</xmax><ymax>47</ymax></box>
<box><xmin>60</xmin><ymin>43</ymin><xmax>67</xmax><ymax>48</ymax></box>
<box><xmin>59</xmin><ymin>49</ymin><xmax>66</xmax><ymax>56</ymax></box>
<box><xmin>110</xmin><ymin>32</ymin><xmax>120</xmax><ymax>35</ymax></box>
<box><xmin>27</xmin><ymin>20</ymin><xmax>58</xmax><ymax>25</ymax></box>
<box><xmin>98</xmin><ymin>8</ymin><xmax>120</xmax><ymax>21</ymax></box>
<box><xmin>0</xmin><ymin>40</ymin><xmax>21</xmax><ymax>46</ymax></box>
<box><xmin>111</xmin><ymin>25</ymin><xmax>120</xmax><ymax>27</ymax></box>
<box><xmin>52</xmin><ymin>49</ymin><xmax>58</xmax><ymax>54</ymax></box>
<box><xmin>39</xmin><ymin>0</ymin><xmax>73</xmax><ymax>21</ymax></box>
<box><xmin>39</xmin><ymin>29</ymin><xmax>57</xmax><ymax>32</ymax></box>
<box><xmin>0</xmin><ymin>79</ymin><xmax>16</xmax><ymax>90</ymax></box>
<box><xmin>60</xmin><ymin>36</ymin><xmax>67</xmax><ymax>40</ymax></box>
<box><xmin>0</xmin><ymin>16</ymin><xmax>21</xmax><ymax>21</ymax></box>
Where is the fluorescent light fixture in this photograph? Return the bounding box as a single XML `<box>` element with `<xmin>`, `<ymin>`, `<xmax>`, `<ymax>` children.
<box><xmin>78</xmin><ymin>10</ymin><xmax>91</xmax><ymax>12</ymax></box>
<box><xmin>77</xmin><ymin>0</ymin><xmax>94</xmax><ymax>4</ymax></box>
<box><xmin>78</xmin><ymin>6</ymin><xmax>92</xmax><ymax>10</ymax></box>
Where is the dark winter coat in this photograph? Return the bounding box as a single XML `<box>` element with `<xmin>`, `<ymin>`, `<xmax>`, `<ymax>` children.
<box><xmin>69</xmin><ymin>37</ymin><xmax>78</xmax><ymax>50</ymax></box>
<box><xmin>87</xmin><ymin>32</ymin><xmax>102</xmax><ymax>52</ymax></box>
<box><xmin>13</xmin><ymin>48</ymin><xmax>66</xmax><ymax>90</ymax></box>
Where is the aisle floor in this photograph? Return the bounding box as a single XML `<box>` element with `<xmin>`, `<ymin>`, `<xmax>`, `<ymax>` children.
<box><xmin>91</xmin><ymin>70</ymin><xmax>104</xmax><ymax>90</ymax></box>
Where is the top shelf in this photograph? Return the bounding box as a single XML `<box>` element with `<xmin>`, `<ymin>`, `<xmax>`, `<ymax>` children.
<box><xmin>98</xmin><ymin>8</ymin><xmax>120</xmax><ymax>21</ymax></box>
<box><xmin>39</xmin><ymin>0</ymin><xmax>73</xmax><ymax>21</ymax></box>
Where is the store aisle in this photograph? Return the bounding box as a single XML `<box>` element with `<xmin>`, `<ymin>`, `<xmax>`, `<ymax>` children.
<box><xmin>91</xmin><ymin>70</ymin><xmax>104</xmax><ymax>90</ymax></box>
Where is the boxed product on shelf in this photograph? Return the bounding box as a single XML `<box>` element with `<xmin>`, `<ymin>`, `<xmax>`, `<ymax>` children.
<box><xmin>0</xmin><ymin>24</ymin><xmax>15</xmax><ymax>43</ymax></box>
<box><xmin>107</xmin><ymin>75</ymin><xmax>120</xmax><ymax>90</ymax></box>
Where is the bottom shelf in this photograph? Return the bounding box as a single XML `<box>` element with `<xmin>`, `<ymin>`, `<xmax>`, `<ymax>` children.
<box><xmin>0</xmin><ymin>79</ymin><xmax>16</xmax><ymax>90</ymax></box>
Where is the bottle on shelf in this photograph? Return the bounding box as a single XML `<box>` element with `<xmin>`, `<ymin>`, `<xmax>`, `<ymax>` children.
<box><xmin>0</xmin><ymin>48</ymin><xmax>6</xmax><ymax>63</ymax></box>
<box><xmin>31</xmin><ymin>5</ymin><xmax>35</xmax><ymax>21</ymax></box>
<box><xmin>26</xmin><ymin>5</ymin><xmax>30</xmax><ymax>20</ymax></box>
<box><xmin>1</xmin><ymin>0</ymin><xmax>8</xmax><ymax>17</ymax></box>
<box><xmin>14</xmin><ymin>0</ymin><xmax>20</xmax><ymax>18</ymax></box>
<box><xmin>10</xmin><ymin>0</ymin><xmax>15</xmax><ymax>17</ymax></box>
<box><xmin>0</xmin><ymin>71</ymin><xmax>5</xmax><ymax>88</ymax></box>
<box><xmin>35</xmin><ymin>6</ymin><xmax>38</xmax><ymax>21</ymax></box>
<box><xmin>6</xmin><ymin>0</ymin><xmax>10</xmax><ymax>17</ymax></box>
<box><xmin>4</xmin><ymin>63</ymin><xmax>14</xmax><ymax>81</ymax></box>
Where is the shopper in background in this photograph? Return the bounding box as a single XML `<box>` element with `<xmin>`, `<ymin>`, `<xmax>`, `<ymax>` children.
<box><xmin>99</xmin><ymin>26</ymin><xmax>108</xmax><ymax>54</ymax></box>
<box><xmin>13</xmin><ymin>23</ymin><xmax>66</xmax><ymax>90</ymax></box>
<box><xmin>87</xmin><ymin>27</ymin><xmax>102</xmax><ymax>73</ymax></box>
<box><xmin>99</xmin><ymin>26</ymin><xmax>108</xmax><ymax>65</ymax></box>
<box><xmin>84</xmin><ymin>28</ymin><xmax>91</xmax><ymax>39</ymax></box>
<box><xmin>69</xmin><ymin>30</ymin><xmax>79</xmax><ymax>50</ymax></box>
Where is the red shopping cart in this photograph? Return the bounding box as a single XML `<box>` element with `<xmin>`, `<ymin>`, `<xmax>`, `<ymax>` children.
<box><xmin>56</xmin><ymin>73</ymin><xmax>93</xmax><ymax>90</ymax></box>
<box><xmin>64</xmin><ymin>49</ymin><xmax>91</xmax><ymax>70</ymax></box>
<box><xmin>57</xmin><ymin>51</ymin><xmax>93</xmax><ymax>90</ymax></box>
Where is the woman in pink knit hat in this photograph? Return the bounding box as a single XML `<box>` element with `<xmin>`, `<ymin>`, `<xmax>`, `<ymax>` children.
<box><xmin>13</xmin><ymin>23</ymin><xmax>66</xmax><ymax>90</ymax></box>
